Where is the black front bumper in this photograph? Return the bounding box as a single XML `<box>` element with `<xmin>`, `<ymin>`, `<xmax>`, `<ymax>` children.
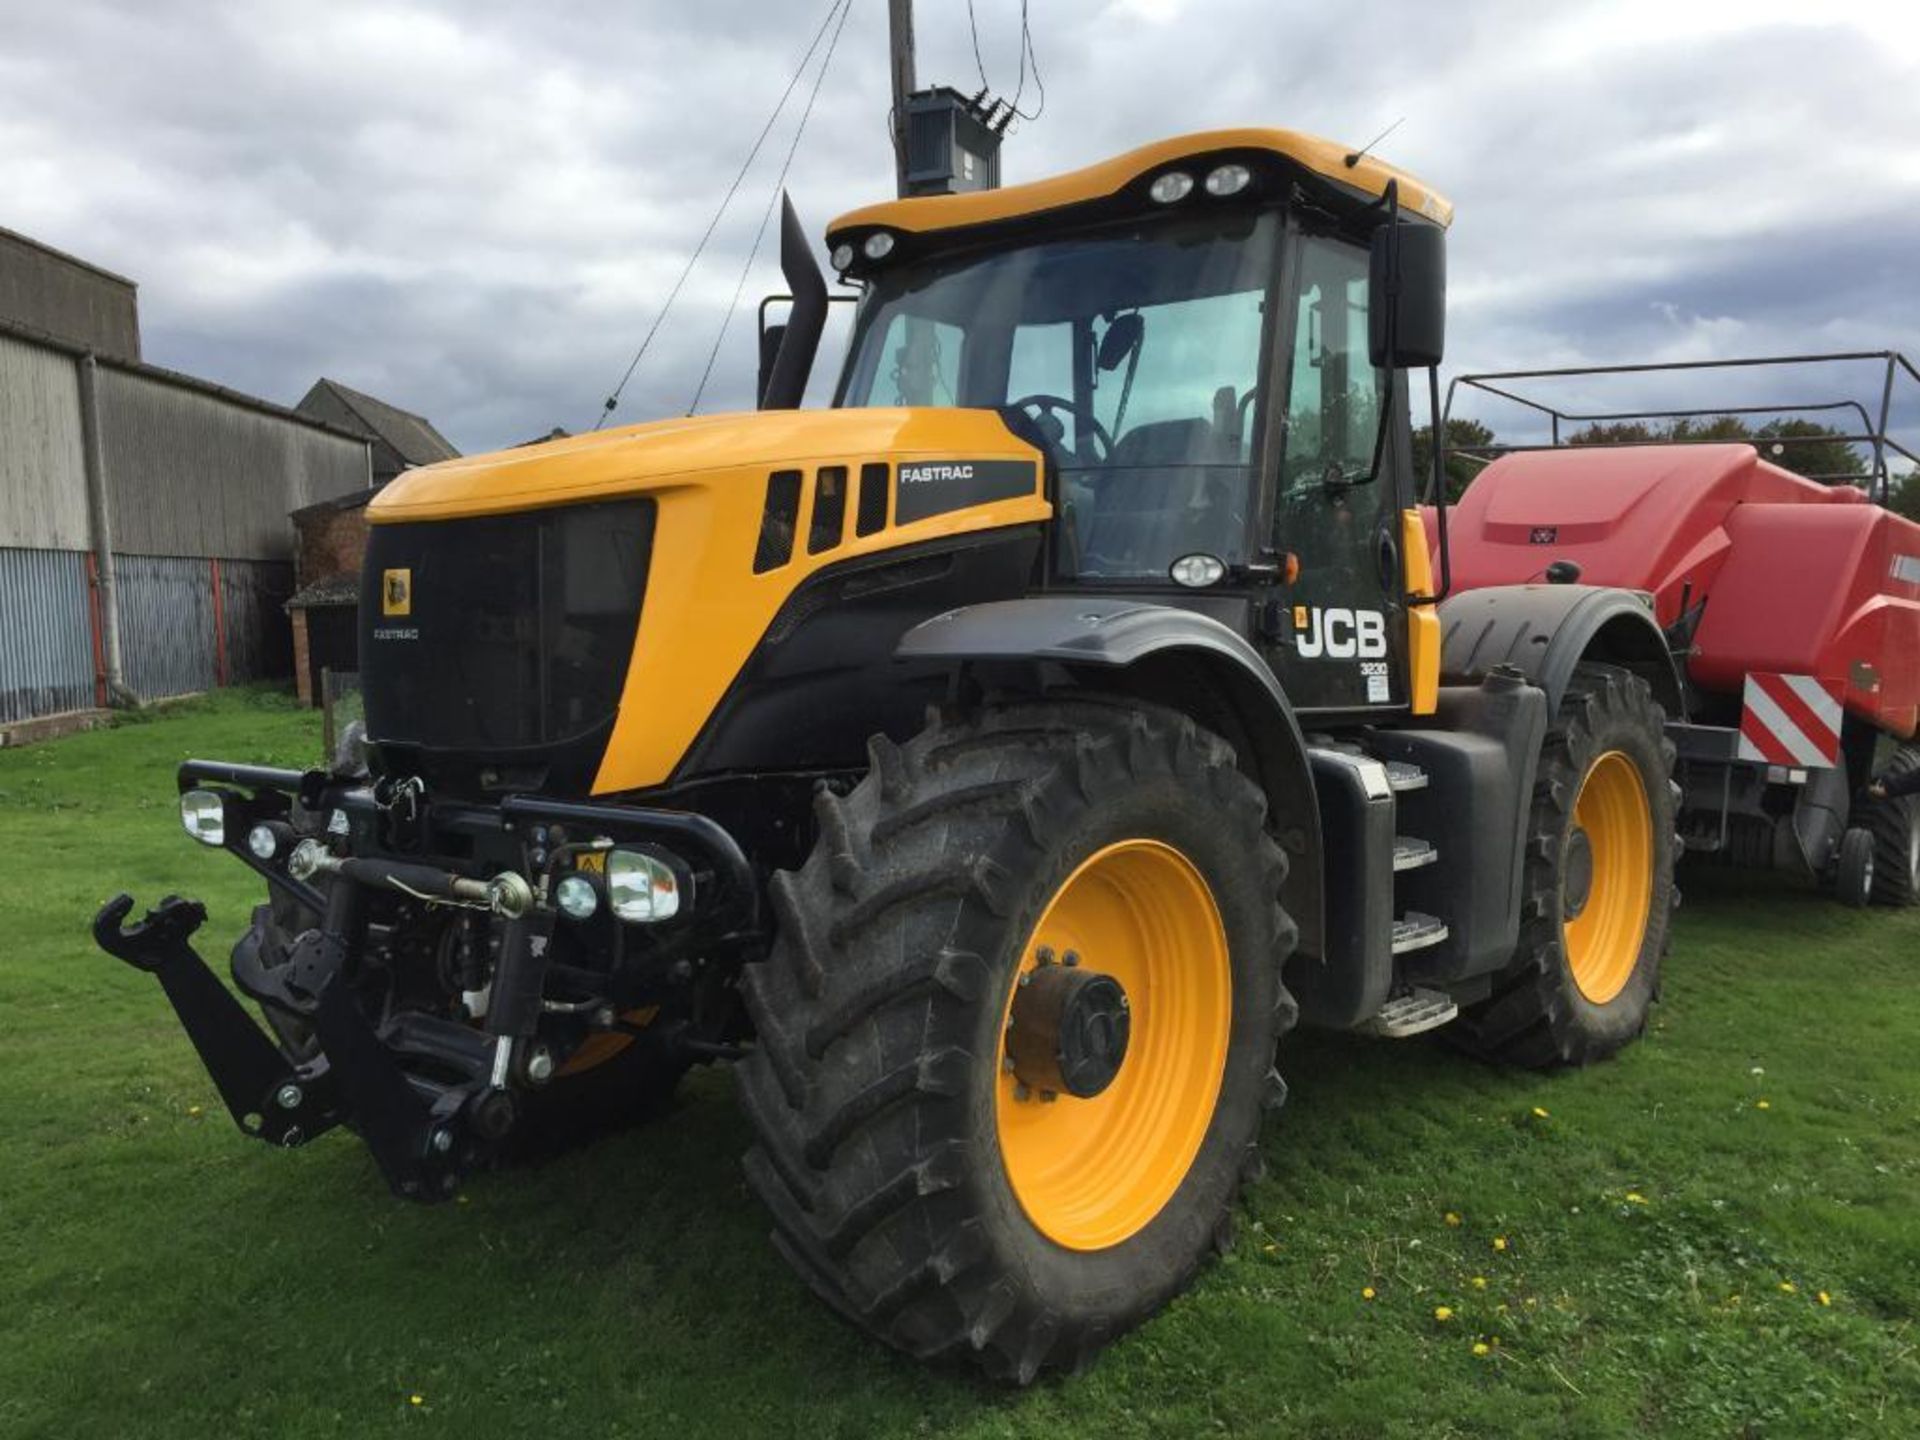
<box><xmin>95</xmin><ymin>759</ymin><xmax>759</xmax><ymax>1200</ymax></box>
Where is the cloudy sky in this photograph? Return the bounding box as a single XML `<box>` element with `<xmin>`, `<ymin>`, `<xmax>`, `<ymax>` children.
<box><xmin>5</xmin><ymin>0</ymin><xmax>1919</xmax><ymax>454</ymax></box>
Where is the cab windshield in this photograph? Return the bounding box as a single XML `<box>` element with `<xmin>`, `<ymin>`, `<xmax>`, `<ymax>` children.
<box><xmin>837</xmin><ymin>211</ymin><xmax>1279</xmax><ymax>580</ymax></box>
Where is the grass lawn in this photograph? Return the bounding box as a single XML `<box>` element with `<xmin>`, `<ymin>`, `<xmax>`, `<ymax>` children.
<box><xmin>1</xmin><ymin>688</ymin><xmax>1916</xmax><ymax>1439</ymax></box>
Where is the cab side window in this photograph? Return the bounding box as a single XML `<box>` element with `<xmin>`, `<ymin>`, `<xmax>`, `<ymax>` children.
<box><xmin>1282</xmin><ymin>237</ymin><xmax>1383</xmax><ymax>493</ymax></box>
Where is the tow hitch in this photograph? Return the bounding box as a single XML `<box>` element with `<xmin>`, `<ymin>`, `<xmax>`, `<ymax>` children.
<box><xmin>93</xmin><ymin>892</ymin><xmax>476</xmax><ymax>1200</ymax></box>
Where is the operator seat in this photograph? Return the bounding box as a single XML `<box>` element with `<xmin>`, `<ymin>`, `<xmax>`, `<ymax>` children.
<box><xmin>1076</xmin><ymin>416</ymin><xmax>1241</xmax><ymax>574</ymax></box>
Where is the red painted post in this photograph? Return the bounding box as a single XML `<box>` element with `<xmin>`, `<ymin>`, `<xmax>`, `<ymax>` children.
<box><xmin>84</xmin><ymin>552</ymin><xmax>108</xmax><ymax>709</ymax></box>
<box><xmin>210</xmin><ymin>557</ymin><xmax>230</xmax><ymax>689</ymax></box>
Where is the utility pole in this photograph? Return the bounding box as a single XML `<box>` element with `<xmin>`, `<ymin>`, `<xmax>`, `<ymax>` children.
<box><xmin>888</xmin><ymin>0</ymin><xmax>916</xmax><ymax>197</ymax></box>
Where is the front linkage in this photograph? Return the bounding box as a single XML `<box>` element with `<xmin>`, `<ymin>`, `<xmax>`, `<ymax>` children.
<box><xmin>97</xmin><ymin>759</ymin><xmax>758</xmax><ymax>1201</ymax></box>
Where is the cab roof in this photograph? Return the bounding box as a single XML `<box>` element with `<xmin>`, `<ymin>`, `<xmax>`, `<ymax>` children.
<box><xmin>826</xmin><ymin>126</ymin><xmax>1453</xmax><ymax>246</ymax></box>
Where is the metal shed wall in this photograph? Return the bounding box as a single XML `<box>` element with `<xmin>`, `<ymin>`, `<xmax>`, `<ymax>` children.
<box><xmin>0</xmin><ymin>547</ymin><xmax>94</xmax><ymax>723</ymax></box>
<box><xmin>0</xmin><ymin>227</ymin><xmax>140</xmax><ymax>361</ymax></box>
<box><xmin>98</xmin><ymin>367</ymin><xmax>370</xmax><ymax>561</ymax></box>
<box><xmin>0</xmin><ymin>330</ymin><xmax>89</xmax><ymax>549</ymax></box>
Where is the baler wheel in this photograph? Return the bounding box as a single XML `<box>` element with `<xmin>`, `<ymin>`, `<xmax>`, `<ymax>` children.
<box><xmin>736</xmin><ymin>699</ymin><xmax>1296</xmax><ymax>1382</ymax></box>
<box><xmin>1448</xmin><ymin>664</ymin><xmax>1678</xmax><ymax>1068</ymax></box>
<box><xmin>1863</xmin><ymin>743</ymin><xmax>1920</xmax><ymax>906</ymax></box>
<box><xmin>1834</xmin><ymin>827</ymin><xmax>1876</xmax><ymax>909</ymax></box>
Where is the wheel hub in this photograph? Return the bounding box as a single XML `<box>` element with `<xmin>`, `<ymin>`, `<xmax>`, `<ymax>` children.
<box><xmin>1006</xmin><ymin>957</ymin><xmax>1131</xmax><ymax>1100</ymax></box>
<box><xmin>1563</xmin><ymin>827</ymin><xmax>1595</xmax><ymax>919</ymax></box>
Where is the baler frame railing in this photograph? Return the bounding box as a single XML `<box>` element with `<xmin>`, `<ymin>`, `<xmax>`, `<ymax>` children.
<box><xmin>1442</xmin><ymin>351</ymin><xmax>1920</xmax><ymax>500</ymax></box>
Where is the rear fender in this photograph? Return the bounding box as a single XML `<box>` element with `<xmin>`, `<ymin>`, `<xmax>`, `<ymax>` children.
<box><xmin>1438</xmin><ymin>583</ymin><xmax>1684</xmax><ymax>719</ymax></box>
<box><xmin>897</xmin><ymin>597</ymin><xmax>1324</xmax><ymax>955</ymax></box>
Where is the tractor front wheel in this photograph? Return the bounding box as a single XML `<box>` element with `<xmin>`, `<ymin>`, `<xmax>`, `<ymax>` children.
<box><xmin>737</xmin><ymin>699</ymin><xmax>1297</xmax><ymax>1381</ymax></box>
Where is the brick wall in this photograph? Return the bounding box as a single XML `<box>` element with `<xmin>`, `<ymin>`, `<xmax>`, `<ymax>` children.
<box><xmin>295</xmin><ymin>503</ymin><xmax>370</xmax><ymax>590</ymax></box>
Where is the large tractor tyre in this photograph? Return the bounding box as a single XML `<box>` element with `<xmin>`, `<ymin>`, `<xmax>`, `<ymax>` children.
<box><xmin>737</xmin><ymin>699</ymin><xmax>1298</xmax><ymax>1382</ymax></box>
<box><xmin>1450</xmin><ymin>664</ymin><xmax>1678</xmax><ymax>1068</ymax></box>
<box><xmin>1863</xmin><ymin>743</ymin><xmax>1920</xmax><ymax>906</ymax></box>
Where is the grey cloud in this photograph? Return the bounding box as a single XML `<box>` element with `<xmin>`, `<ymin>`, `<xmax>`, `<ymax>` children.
<box><xmin>4</xmin><ymin>0</ymin><xmax>1916</xmax><ymax>453</ymax></box>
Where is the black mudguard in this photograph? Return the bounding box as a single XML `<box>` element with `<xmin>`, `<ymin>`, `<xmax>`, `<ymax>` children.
<box><xmin>896</xmin><ymin>596</ymin><xmax>1325</xmax><ymax>956</ymax></box>
<box><xmin>1439</xmin><ymin>583</ymin><xmax>1685</xmax><ymax>719</ymax></box>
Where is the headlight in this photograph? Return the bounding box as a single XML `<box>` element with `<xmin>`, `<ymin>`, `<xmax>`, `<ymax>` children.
<box><xmin>830</xmin><ymin>241</ymin><xmax>855</xmax><ymax>271</ymax></box>
<box><xmin>246</xmin><ymin>823</ymin><xmax>279</xmax><ymax>860</ymax></box>
<box><xmin>861</xmin><ymin>231</ymin><xmax>895</xmax><ymax>260</ymax></box>
<box><xmin>1204</xmin><ymin>163</ymin><xmax>1252</xmax><ymax>197</ymax></box>
<box><xmin>1148</xmin><ymin>170</ymin><xmax>1194</xmax><ymax>204</ymax></box>
<box><xmin>554</xmin><ymin>873</ymin><xmax>600</xmax><ymax>921</ymax></box>
<box><xmin>606</xmin><ymin>849</ymin><xmax>681</xmax><ymax>923</ymax></box>
<box><xmin>180</xmin><ymin>790</ymin><xmax>225</xmax><ymax>846</ymax></box>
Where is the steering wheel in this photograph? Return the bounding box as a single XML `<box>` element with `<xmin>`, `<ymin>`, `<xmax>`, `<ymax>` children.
<box><xmin>1009</xmin><ymin>393</ymin><xmax>1114</xmax><ymax>464</ymax></box>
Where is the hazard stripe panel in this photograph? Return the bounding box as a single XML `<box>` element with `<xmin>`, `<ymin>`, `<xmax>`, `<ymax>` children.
<box><xmin>1736</xmin><ymin>672</ymin><xmax>1842</xmax><ymax>768</ymax></box>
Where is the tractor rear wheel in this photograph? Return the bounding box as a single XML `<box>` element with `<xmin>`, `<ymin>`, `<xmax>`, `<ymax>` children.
<box><xmin>1450</xmin><ymin>664</ymin><xmax>1678</xmax><ymax>1068</ymax></box>
<box><xmin>1864</xmin><ymin>742</ymin><xmax>1920</xmax><ymax>906</ymax></box>
<box><xmin>737</xmin><ymin>699</ymin><xmax>1297</xmax><ymax>1382</ymax></box>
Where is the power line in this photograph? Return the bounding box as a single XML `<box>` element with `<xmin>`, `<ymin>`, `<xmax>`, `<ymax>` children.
<box><xmin>686</xmin><ymin>0</ymin><xmax>855</xmax><ymax>415</ymax></box>
<box><xmin>968</xmin><ymin>0</ymin><xmax>1044</xmax><ymax>125</ymax></box>
<box><xmin>589</xmin><ymin>0</ymin><xmax>845</xmax><ymax>431</ymax></box>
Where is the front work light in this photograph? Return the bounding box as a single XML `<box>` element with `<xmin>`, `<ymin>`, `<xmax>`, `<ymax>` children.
<box><xmin>1204</xmin><ymin>163</ymin><xmax>1252</xmax><ymax>197</ymax></box>
<box><xmin>606</xmin><ymin>849</ymin><xmax>681</xmax><ymax>923</ymax></box>
<box><xmin>246</xmin><ymin>823</ymin><xmax>279</xmax><ymax>860</ymax></box>
<box><xmin>830</xmin><ymin>242</ymin><xmax>855</xmax><ymax>272</ymax></box>
<box><xmin>862</xmin><ymin>231</ymin><xmax>895</xmax><ymax>260</ymax></box>
<box><xmin>1169</xmin><ymin>553</ymin><xmax>1227</xmax><ymax>588</ymax></box>
<box><xmin>180</xmin><ymin>790</ymin><xmax>225</xmax><ymax>846</ymax></box>
<box><xmin>1148</xmin><ymin>170</ymin><xmax>1194</xmax><ymax>204</ymax></box>
<box><xmin>554</xmin><ymin>873</ymin><xmax>600</xmax><ymax>922</ymax></box>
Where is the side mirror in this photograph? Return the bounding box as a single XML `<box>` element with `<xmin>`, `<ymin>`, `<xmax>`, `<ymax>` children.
<box><xmin>1368</xmin><ymin>222</ymin><xmax>1446</xmax><ymax>370</ymax></box>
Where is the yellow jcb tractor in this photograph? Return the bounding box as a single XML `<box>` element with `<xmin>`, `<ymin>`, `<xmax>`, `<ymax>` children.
<box><xmin>98</xmin><ymin>128</ymin><xmax>1681</xmax><ymax>1381</ymax></box>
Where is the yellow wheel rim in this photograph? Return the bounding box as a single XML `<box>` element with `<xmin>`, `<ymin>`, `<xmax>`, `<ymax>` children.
<box><xmin>1563</xmin><ymin>750</ymin><xmax>1654</xmax><ymax>1005</ymax></box>
<box><xmin>995</xmin><ymin>839</ymin><xmax>1232</xmax><ymax>1251</ymax></box>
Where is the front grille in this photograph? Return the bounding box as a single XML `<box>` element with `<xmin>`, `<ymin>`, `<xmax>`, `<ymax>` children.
<box><xmin>361</xmin><ymin>498</ymin><xmax>654</xmax><ymax>753</ymax></box>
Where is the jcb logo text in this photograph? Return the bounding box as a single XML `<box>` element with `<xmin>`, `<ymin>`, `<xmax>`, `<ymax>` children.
<box><xmin>1294</xmin><ymin>606</ymin><xmax>1388</xmax><ymax>660</ymax></box>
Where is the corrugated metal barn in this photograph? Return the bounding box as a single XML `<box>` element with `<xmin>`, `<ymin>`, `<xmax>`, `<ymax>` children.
<box><xmin>0</xmin><ymin>231</ymin><xmax>371</xmax><ymax>728</ymax></box>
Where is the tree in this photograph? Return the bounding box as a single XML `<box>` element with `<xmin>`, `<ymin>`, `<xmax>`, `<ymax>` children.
<box><xmin>1888</xmin><ymin>470</ymin><xmax>1920</xmax><ymax>523</ymax></box>
<box><xmin>1567</xmin><ymin>414</ymin><xmax>1868</xmax><ymax>485</ymax></box>
<box><xmin>1411</xmin><ymin>417</ymin><xmax>1497</xmax><ymax>502</ymax></box>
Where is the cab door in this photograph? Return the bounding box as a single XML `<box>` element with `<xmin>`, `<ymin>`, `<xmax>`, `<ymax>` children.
<box><xmin>1260</xmin><ymin>229</ymin><xmax>1412</xmax><ymax>715</ymax></box>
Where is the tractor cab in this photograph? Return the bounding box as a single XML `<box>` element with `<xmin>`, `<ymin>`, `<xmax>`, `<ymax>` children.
<box><xmin>822</xmin><ymin>127</ymin><xmax>1452</xmax><ymax>713</ymax></box>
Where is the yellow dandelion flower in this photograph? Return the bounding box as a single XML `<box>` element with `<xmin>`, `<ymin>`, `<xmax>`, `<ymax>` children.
<box><xmin>409</xmin><ymin>1395</ymin><xmax>424</xmax><ymax>1406</ymax></box>
<box><xmin>1492</xmin><ymin>1236</ymin><xmax>1508</xmax><ymax>1252</ymax></box>
<box><xmin>1755</xmin><ymin>1099</ymin><xmax>1770</xmax><ymax>1110</ymax></box>
<box><xmin>1262</xmin><ymin>1242</ymin><xmax>1278</xmax><ymax>1255</ymax></box>
<box><xmin>187</xmin><ymin>1105</ymin><xmax>203</xmax><ymax>1118</ymax></box>
<box><xmin>1434</xmin><ymin>1305</ymin><xmax>1454</xmax><ymax>1322</ymax></box>
<box><xmin>1444</xmin><ymin>1211</ymin><xmax>1462</xmax><ymax>1227</ymax></box>
<box><xmin>1471</xmin><ymin>1276</ymin><xmax>1488</xmax><ymax>1290</ymax></box>
<box><xmin>1779</xmin><ymin>1281</ymin><xmax>1796</xmax><ymax>1294</ymax></box>
<box><xmin>1817</xmin><ymin>1291</ymin><xmax>1831</xmax><ymax>1307</ymax></box>
<box><xmin>1531</xmin><ymin>1106</ymin><xmax>1550</xmax><ymax>1119</ymax></box>
<box><xmin>1472</xmin><ymin>1342</ymin><xmax>1490</xmax><ymax>1356</ymax></box>
<box><xmin>1362</xmin><ymin>1286</ymin><xmax>1377</xmax><ymax>1300</ymax></box>
<box><xmin>1625</xmin><ymin>1192</ymin><xmax>1648</xmax><ymax>1205</ymax></box>
<box><xmin>1490</xmin><ymin>1335</ymin><xmax>1501</xmax><ymax>1346</ymax></box>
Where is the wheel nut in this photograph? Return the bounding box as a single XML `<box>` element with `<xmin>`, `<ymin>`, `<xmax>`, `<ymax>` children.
<box><xmin>275</xmin><ymin>1084</ymin><xmax>303</xmax><ymax>1110</ymax></box>
<box><xmin>525</xmin><ymin>1047</ymin><xmax>555</xmax><ymax>1084</ymax></box>
<box><xmin>1014</xmin><ymin>1082</ymin><xmax>1032</xmax><ymax>1102</ymax></box>
<box><xmin>1062</xmin><ymin>950</ymin><xmax>1080</xmax><ymax>968</ymax></box>
<box><xmin>1035</xmin><ymin>946</ymin><xmax>1055</xmax><ymax>966</ymax></box>
<box><xmin>431</xmin><ymin>1128</ymin><xmax>454</xmax><ymax>1154</ymax></box>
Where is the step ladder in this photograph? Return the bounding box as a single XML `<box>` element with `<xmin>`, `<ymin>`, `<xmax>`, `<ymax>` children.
<box><xmin>1373</xmin><ymin>758</ymin><xmax>1453</xmax><ymax>1034</ymax></box>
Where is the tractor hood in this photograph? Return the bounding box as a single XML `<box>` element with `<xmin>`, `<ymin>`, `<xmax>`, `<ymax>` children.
<box><xmin>369</xmin><ymin>407</ymin><xmax>1040</xmax><ymax>522</ymax></box>
<box><xmin>360</xmin><ymin>405</ymin><xmax>1049</xmax><ymax>796</ymax></box>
